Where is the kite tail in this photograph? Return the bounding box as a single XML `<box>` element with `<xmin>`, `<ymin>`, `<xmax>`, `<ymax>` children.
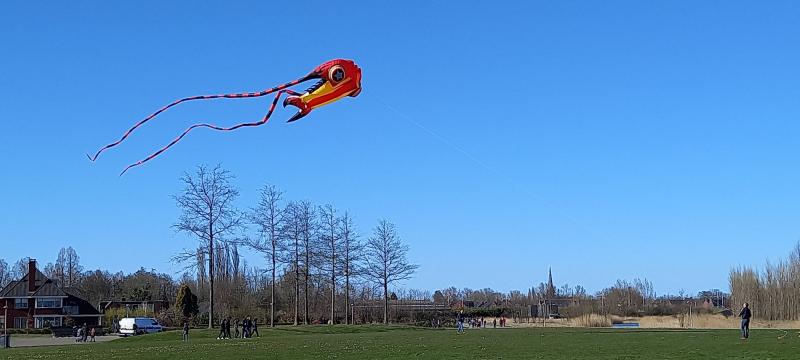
<box><xmin>88</xmin><ymin>76</ymin><xmax>312</xmax><ymax>162</ymax></box>
<box><xmin>119</xmin><ymin>89</ymin><xmax>300</xmax><ymax>176</ymax></box>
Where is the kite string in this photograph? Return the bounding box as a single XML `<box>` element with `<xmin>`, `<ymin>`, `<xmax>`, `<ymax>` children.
<box><xmin>88</xmin><ymin>76</ymin><xmax>310</xmax><ymax>162</ymax></box>
<box><xmin>119</xmin><ymin>89</ymin><xmax>300</xmax><ymax>175</ymax></box>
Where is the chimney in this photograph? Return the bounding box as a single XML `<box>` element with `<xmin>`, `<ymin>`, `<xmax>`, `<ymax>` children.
<box><xmin>28</xmin><ymin>258</ymin><xmax>37</xmax><ymax>292</ymax></box>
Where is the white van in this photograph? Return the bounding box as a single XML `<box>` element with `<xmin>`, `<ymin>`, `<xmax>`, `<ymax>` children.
<box><xmin>119</xmin><ymin>317</ymin><xmax>163</xmax><ymax>336</ymax></box>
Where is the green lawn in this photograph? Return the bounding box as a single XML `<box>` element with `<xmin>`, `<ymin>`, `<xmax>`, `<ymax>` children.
<box><xmin>2</xmin><ymin>326</ymin><xmax>799</xmax><ymax>359</ymax></box>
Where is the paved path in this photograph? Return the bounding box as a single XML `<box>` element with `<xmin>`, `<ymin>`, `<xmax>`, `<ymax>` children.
<box><xmin>9</xmin><ymin>335</ymin><xmax>119</xmax><ymax>348</ymax></box>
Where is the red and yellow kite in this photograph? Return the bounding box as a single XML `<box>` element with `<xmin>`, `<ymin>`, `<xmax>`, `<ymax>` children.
<box><xmin>88</xmin><ymin>59</ymin><xmax>362</xmax><ymax>174</ymax></box>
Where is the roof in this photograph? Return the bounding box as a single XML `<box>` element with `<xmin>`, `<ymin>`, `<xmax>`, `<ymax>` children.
<box><xmin>64</xmin><ymin>289</ymin><xmax>102</xmax><ymax>316</ymax></box>
<box><xmin>0</xmin><ymin>264</ymin><xmax>101</xmax><ymax>316</ymax></box>
<box><xmin>0</xmin><ymin>268</ymin><xmax>66</xmax><ymax>298</ymax></box>
<box><xmin>33</xmin><ymin>281</ymin><xmax>67</xmax><ymax>297</ymax></box>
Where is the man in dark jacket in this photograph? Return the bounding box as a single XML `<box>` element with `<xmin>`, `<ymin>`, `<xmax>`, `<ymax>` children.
<box><xmin>738</xmin><ymin>303</ymin><xmax>751</xmax><ymax>339</ymax></box>
<box><xmin>217</xmin><ymin>318</ymin><xmax>226</xmax><ymax>339</ymax></box>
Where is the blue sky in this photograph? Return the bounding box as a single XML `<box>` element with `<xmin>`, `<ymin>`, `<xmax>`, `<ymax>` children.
<box><xmin>1</xmin><ymin>1</ymin><xmax>799</xmax><ymax>296</ymax></box>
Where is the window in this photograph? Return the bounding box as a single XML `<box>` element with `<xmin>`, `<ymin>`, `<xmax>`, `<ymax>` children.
<box><xmin>35</xmin><ymin>317</ymin><xmax>62</xmax><ymax>328</ymax></box>
<box><xmin>14</xmin><ymin>317</ymin><xmax>28</xmax><ymax>329</ymax></box>
<box><xmin>36</xmin><ymin>298</ymin><xmax>62</xmax><ymax>309</ymax></box>
<box><xmin>14</xmin><ymin>298</ymin><xmax>28</xmax><ymax>309</ymax></box>
<box><xmin>63</xmin><ymin>305</ymin><xmax>79</xmax><ymax>315</ymax></box>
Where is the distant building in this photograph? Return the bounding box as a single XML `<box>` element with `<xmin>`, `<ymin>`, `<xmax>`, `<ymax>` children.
<box><xmin>0</xmin><ymin>259</ymin><xmax>102</xmax><ymax>329</ymax></box>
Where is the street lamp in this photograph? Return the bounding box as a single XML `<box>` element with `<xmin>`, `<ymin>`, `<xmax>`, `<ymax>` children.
<box><xmin>3</xmin><ymin>304</ymin><xmax>8</xmax><ymax>336</ymax></box>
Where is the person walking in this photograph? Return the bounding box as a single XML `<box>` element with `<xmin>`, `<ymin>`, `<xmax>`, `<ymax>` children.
<box><xmin>739</xmin><ymin>303</ymin><xmax>752</xmax><ymax>339</ymax></box>
<box><xmin>182</xmin><ymin>320</ymin><xmax>190</xmax><ymax>342</ymax></box>
<box><xmin>253</xmin><ymin>318</ymin><xmax>259</xmax><ymax>337</ymax></box>
<box><xmin>81</xmin><ymin>323</ymin><xmax>88</xmax><ymax>342</ymax></box>
<box><xmin>234</xmin><ymin>318</ymin><xmax>240</xmax><ymax>338</ymax></box>
<box><xmin>456</xmin><ymin>311</ymin><xmax>465</xmax><ymax>334</ymax></box>
<box><xmin>217</xmin><ymin>318</ymin><xmax>227</xmax><ymax>339</ymax></box>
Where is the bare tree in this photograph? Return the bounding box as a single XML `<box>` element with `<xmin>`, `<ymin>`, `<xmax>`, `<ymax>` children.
<box><xmin>318</xmin><ymin>204</ymin><xmax>341</xmax><ymax>324</ymax></box>
<box><xmin>730</xmin><ymin>242</ymin><xmax>800</xmax><ymax>321</ymax></box>
<box><xmin>55</xmin><ymin>247</ymin><xmax>83</xmax><ymax>287</ymax></box>
<box><xmin>364</xmin><ymin>220</ymin><xmax>418</xmax><ymax>324</ymax></box>
<box><xmin>282</xmin><ymin>201</ymin><xmax>303</xmax><ymax>325</ymax></box>
<box><xmin>0</xmin><ymin>259</ymin><xmax>11</xmax><ymax>288</ymax></box>
<box><xmin>247</xmin><ymin>184</ymin><xmax>284</xmax><ymax>328</ymax></box>
<box><xmin>11</xmin><ymin>258</ymin><xmax>28</xmax><ymax>279</ymax></box>
<box><xmin>173</xmin><ymin>165</ymin><xmax>242</xmax><ymax>329</ymax></box>
<box><xmin>339</xmin><ymin>211</ymin><xmax>363</xmax><ymax>324</ymax></box>
<box><xmin>298</xmin><ymin>201</ymin><xmax>316</xmax><ymax>325</ymax></box>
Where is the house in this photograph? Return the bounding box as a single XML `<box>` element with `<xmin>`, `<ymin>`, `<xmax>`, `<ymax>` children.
<box><xmin>0</xmin><ymin>259</ymin><xmax>102</xmax><ymax>329</ymax></box>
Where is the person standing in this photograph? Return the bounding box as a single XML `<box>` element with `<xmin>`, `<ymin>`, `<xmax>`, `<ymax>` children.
<box><xmin>253</xmin><ymin>318</ymin><xmax>259</xmax><ymax>337</ymax></box>
<box><xmin>89</xmin><ymin>327</ymin><xmax>96</xmax><ymax>342</ymax></box>
<box><xmin>456</xmin><ymin>311</ymin><xmax>465</xmax><ymax>334</ymax></box>
<box><xmin>81</xmin><ymin>323</ymin><xmax>88</xmax><ymax>342</ymax></box>
<box><xmin>182</xmin><ymin>320</ymin><xmax>190</xmax><ymax>342</ymax></box>
<box><xmin>234</xmin><ymin>318</ymin><xmax>240</xmax><ymax>338</ymax></box>
<box><xmin>739</xmin><ymin>303</ymin><xmax>752</xmax><ymax>339</ymax></box>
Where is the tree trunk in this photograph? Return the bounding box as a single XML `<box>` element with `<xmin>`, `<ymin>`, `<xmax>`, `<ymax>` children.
<box><xmin>330</xmin><ymin>262</ymin><xmax>335</xmax><ymax>325</ymax></box>
<box><xmin>383</xmin><ymin>282</ymin><xmax>389</xmax><ymax>324</ymax></box>
<box><xmin>294</xmin><ymin>239</ymin><xmax>299</xmax><ymax>326</ymax></box>
<box><xmin>345</xmin><ymin>271</ymin><xmax>350</xmax><ymax>325</ymax></box>
<box><xmin>208</xmin><ymin>236</ymin><xmax>214</xmax><ymax>329</ymax></box>
<box><xmin>304</xmin><ymin>251</ymin><xmax>309</xmax><ymax>325</ymax></box>
<box><xmin>271</xmin><ymin>244</ymin><xmax>276</xmax><ymax>328</ymax></box>
<box><xmin>327</xmin><ymin>218</ymin><xmax>336</xmax><ymax>326</ymax></box>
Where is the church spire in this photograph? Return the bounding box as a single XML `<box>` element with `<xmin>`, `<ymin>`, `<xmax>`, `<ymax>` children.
<box><xmin>546</xmin><ymin>267</ymin><xmax>556</xmax><ymax>299</ymax></box>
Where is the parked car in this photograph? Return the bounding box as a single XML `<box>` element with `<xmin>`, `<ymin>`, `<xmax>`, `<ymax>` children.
<box><xmin>119</xmin><ymin>317</ymin><xmax>163</xmax><ymax>336</ymax></box>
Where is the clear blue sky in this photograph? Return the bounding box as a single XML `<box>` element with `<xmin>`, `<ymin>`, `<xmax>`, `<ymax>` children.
<box><xmin>1</xmin><ymin>1</ymin><xmax>799</xmax><ymax>296</ymax></box>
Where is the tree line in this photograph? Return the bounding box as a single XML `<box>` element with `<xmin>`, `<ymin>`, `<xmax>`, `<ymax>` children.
<box><xmin>172</xmin><ymin>165</ymin><xmax>419</xmax><ymax>328</ymax></box>
<box><xmin>1</xmin><ymin>243</ymin><xmax>724</xmax><ymax>329</ymax></box>
<box><xmin>729</xmin><ymin>242</ymin><xmax>800</xmax><ymax>321</ymax></box>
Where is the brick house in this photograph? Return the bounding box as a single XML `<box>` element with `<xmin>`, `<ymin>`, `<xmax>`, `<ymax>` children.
<box><xmin>0</xmin><ymin>259</ymin><xmax>102</xmax><ymax>329</ymax></box>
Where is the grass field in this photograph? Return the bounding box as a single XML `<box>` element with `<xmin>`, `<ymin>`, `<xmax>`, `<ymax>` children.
<box><xmin>2</xmin><ymin>326</ymin><xmax>799</xmax><ymax>359</ymax></box>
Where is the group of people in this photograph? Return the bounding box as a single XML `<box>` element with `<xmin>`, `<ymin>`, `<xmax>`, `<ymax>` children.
<box><xmin>74</xmin><ymin>323</ymin><xmax>96</xmax><ymax>343</ymax></box>
<box><xmin>217</xmin><ymin>317</ymin><xmax>259</xmax><ymax>339</ymax></box>
<box><xmin>455</xmin><ymin>311</ymin><xmax>509</xmax><ymax>334</ymax></box>
<box><xmin>453</xmin><ymin>303</ymin><xmax>754</xmax><ymax>339</ymax></box>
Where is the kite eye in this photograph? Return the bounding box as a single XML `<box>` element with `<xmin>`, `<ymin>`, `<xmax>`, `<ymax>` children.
<box><xmin>329</xmin><ymin>66</ymin><xmax>345</xmax><ymax>84</ymax></box>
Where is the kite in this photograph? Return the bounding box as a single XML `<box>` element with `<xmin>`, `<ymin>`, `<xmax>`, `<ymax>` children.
<box><xmin>88</xmin><ymin>58</ymin><xmax>362</xmax><ymax>174</ymax></box>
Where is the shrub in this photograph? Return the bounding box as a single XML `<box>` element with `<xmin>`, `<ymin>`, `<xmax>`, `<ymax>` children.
<box><xmin>572</xmin><ymin>314</ymin><xmax>611</xmax><ymax>327</ymax></box>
